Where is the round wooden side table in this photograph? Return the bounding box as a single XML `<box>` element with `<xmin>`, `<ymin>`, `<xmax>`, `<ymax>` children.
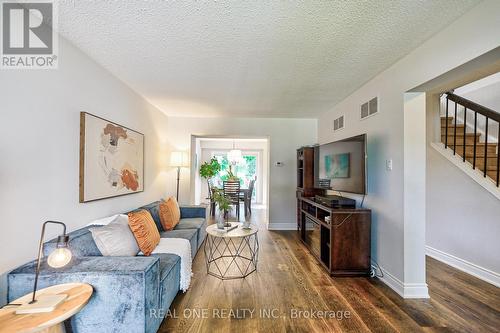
<box><xmin>204</xmin><ymin>223</ymin><xmax>259</xmax><ymax>280</ymax></box>
<box><xmin>0</xmin><ymin>283</ymin><xmax>93</xmax><ymax>333</ymax></box>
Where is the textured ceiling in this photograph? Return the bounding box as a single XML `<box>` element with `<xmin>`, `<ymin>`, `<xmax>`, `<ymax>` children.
<box><xmin>57</xmin><ymin>0</ymin><xmax>480</xmax><ymax>118</ymax></box>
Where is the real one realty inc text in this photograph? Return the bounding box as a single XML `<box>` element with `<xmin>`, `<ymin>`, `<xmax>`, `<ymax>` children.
<box><xmin>150</xmin><ymin>308</ymin><xmax>351</xmax><ymax>320</ymax></box>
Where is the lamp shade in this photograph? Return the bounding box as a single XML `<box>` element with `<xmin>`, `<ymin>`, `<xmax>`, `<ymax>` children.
<box><xmin>170</xmin><ymin>151</ymin><xmax>189</xmax><ymax>167</ymax></box>
<box><xmin>227</xmin><ymin>149</ymin><xmax>242</xmax><ymax>165</ymax></box>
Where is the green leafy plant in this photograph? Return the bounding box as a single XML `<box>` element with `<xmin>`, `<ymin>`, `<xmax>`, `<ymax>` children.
<box><xmin>212</xmin><ymin>188</ymin><xmax>233</xmax><ymax>225</ymax></box>
<box><xmin>199</xmin><ymin>157</ymin><xmax>221</xmax><ymax>199</ymax></box>
<box><xmin>199</xmin><ymin>157</ymin><xmax>221</xmax><ymax>180</ymax></box>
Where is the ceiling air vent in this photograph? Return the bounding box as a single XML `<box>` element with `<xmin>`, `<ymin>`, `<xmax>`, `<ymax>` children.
<box><xmin>361</xmin><ymin>97</ymin><xmax>378</xmax><ymax>119</ymax></box>
<box><xmin>333</xmin><ymin>115</ymin><xmax>344</xmax><ymax>131</ymax></box>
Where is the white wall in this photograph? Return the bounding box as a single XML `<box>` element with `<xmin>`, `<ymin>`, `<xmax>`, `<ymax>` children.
<box><xmin>0</xmin><ymin>37</ymin><xmax>170</xmax><ymax>304</ymax></box>
<box><xmin>427</xmin><ymin>147</ymin><xmax>500</xmax><ymax>277</ymax></box>
<box><xmin>165</xmin><ymin>117</ymin><xmax>317</xmax><ymax>228</ymax></box>
<box><xmin>403</xmin><ymin>93</ymin><xmax>428</xmax><ymax>297</ymax></box>
<box><xmin>317</xmin><ymin>0</ymin><xmax>500</xmax><ymax>297</ymax></box>
<box><xmin>458</xmin><ymin>73</ymin><xmax>500</xmax><ymax>142</ymax></box>
<box><xmin>427</xmin><ymin>74</ymin><xmax>500</xmax><ymax>284</ymax></box>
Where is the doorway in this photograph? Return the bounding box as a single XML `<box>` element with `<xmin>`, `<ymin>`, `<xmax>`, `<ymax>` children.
<box><xmin>190</xmin><ymin>136</ymin><xmax>270</xmax><ymax>223</ymax></box>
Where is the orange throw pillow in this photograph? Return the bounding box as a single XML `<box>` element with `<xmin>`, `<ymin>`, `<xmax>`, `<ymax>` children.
<box><xmin>159</xmin><ymin>197</ymin><xmax>181</xmax><ymax>231</ymax></box>
<box><xmin>128</xmin><ymin>210</ymin><xmax>160</xmax><ymax>256</ymax></box>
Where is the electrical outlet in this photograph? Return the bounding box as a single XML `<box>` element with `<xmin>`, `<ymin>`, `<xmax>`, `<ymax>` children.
<box><xmin>386</xmin><ymin>159</ymin><xmax>393</xmax><ymax>171</ymax></box>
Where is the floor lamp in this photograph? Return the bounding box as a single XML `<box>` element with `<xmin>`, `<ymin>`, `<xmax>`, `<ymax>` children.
<box><xmin>170</xmin><ymin>151</ymin><xmax>189</xmax><ymax>201</ymax></box>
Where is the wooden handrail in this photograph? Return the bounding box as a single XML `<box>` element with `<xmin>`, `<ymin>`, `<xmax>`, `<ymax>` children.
<box><xmin>446</xmin><ymin>92</ymin><xmax>500</xmax><ymax>123</ymax></box>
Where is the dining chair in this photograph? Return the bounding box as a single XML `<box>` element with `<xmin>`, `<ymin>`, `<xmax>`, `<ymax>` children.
<box><xmin>223</xmin><ymin>180</ymin><xmax>240</xmax><ymax>220</ymax></box>
<box><xmin>241</xmin><ymin>178</ymin><xmax>256</xmax><ymax>216</ymax></box>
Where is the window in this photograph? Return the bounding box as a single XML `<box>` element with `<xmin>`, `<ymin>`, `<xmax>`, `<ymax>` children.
<box><xmin>211</xmin><ymin>153</ymin><xmax>257</xmax><ymax>201</ymax></box>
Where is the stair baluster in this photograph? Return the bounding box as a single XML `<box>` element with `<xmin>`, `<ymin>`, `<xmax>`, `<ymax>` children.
<box><xmin>473</xmin><ymin>111</ymin><xmax>477</xmax><ymax>170</ymax></box>
<box><xmin>453</xmin><ymin>102</ymin><xmax>458</xmax><ymax>155</ymax></box>
<box><xmin>497</xmin><ymin>126</ymin><xmax>500</xmax><ymax>186</ymax></box>
<box><xmin>463</xmin><ymin>107</ymin><xmax>467</xmax><ymax>162</ymax></box>
<box><xmin>484</xmin><ymin>118</ymin><xmax>488</xmax><ymax>178</ymax></box>
<box><xmin>445</xmin><ymin>96</ymin><xmax>449</xmax><ymax>149</ymax></box>
<box><xmin>442</xmin><ymin>92</ymin><xmax>500</xmax><ymax>187</ymax></box>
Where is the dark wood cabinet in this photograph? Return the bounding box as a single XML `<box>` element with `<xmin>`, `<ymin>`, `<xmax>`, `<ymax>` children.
<box><xmin>298</xmin><ymin>197</ymin><xmax>371</xmax><ymax>276</ymax></box>
<box><xmin>296</xmin><ymin>146</ymin><xmax>323</xmax><ymax>231</ymax></box>
<box><xmin>297</xmin><ymin>147</ymin><xmax>314</xmax><ymax>190</ymax></box>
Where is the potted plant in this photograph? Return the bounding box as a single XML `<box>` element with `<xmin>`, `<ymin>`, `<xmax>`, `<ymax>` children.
<box><xmin>199</xmin><ymin>157</ymin><xmax>221</xmax><ymax>201</ymax></box>
<box><xmin>226</xmin><ymin>165</ymin><xmax>240</xmax><ymax>182</ymax></box>
<box><xmin>212</xmin><ymin>189</ymin><xmax>233</xmax><ymax>228</ymax></box>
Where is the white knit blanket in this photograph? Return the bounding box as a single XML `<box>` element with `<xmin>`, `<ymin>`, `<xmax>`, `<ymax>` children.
<box><xmin>151</xmin><ymin>238</ymin><xmax>192</xmax><ymax>292</ymax></box>
<box><xmin>87</xmin><ymin>214</ymin><xmax>192</xmax><ymax>292</ymax></box>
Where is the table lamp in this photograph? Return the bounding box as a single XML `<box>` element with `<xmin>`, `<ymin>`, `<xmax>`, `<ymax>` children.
<box><xmin>15</xmin><ymin>221</ymin><xmax>72</xmax><ymax>314</ymax></box>
<box><xmin>170</xmin><ymin>151</ymin><xmax>189</xmax><ymax>201</ymax></box>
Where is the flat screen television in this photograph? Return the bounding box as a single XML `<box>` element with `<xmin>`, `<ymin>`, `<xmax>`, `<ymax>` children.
<box><xmin>316</xmin><ymin>134</ymin><xmax>367</xmax><ymax>194</ymax></box>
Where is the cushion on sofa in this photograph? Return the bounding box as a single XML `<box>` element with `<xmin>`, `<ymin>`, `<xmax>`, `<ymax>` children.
<box><xmin>159</xmin><ymin>197</ymin><xmax>180</xmax><ymax>231</ymax></box>
<box><xmin>175</xmin><ymin>218</ymin><xmax>205</xmax><ymax>230</ymax></box>
<box><xmin>180</xmin><ymin>205</ymin><xmax>207</xmax><ymax>219</ymax></box>
<box><xmin>89</xmin><ymin>215</ymin><xmax>139</xmax><ymax>256</ymax></box>
<box><xmin>134</xmin><ymin>201</ymin><xmax>163</xmax><ymax>232</ymax></box>
<box><xmin>128</xmin><ymin>210</ymin><xmax>161</xmax><ymax>256</ymax></box>
<box><xmin>160</xmin><ymin>229</ymin><xmax>198</xmax><ymax>258</ymax></box>
<box><xmin>158</xmin><ymin>255</ymin><xmax>181</xmax><ymax>311</ymax></box>
<box><xmin>150</xmin><ymin>253</ymin><xmax>180</xmax><ymax>281</ymax></box>
<box><xmin>175</xmin><ymin>218</ymin><xmax>207</xmax><ymax>249</ymax></box>
<box><xmin>43</xmin><ymin>226</ymin><xmax>102</xmax><ymax>257</ymax></box>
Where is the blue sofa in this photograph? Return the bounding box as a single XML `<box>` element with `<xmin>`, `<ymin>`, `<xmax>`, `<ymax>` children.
<box><xmin>8</xmin><ymin>201</ymin><xmax>207</xmax><ymax>333</ymax></box>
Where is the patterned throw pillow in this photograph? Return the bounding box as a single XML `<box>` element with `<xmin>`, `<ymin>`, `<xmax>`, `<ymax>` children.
<box><xmin>128</xmin><ymin>210</ymin><xmax>160</xmax><ymax>256</ymax></box>
<box><xmin>159</xmin><ymin>197</ymin><xmax>181</xmax><ymax>231</ymax></box>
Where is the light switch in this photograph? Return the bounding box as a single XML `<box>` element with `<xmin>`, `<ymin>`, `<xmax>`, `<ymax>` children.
<box><xmin>386</xmin><ymin>159</ymin><xmax>393</xmax><ymax>171</ymax></box>
<box><xmin>275</xmin><ymin>161</ymin><xmax>284</xmax><ymax>167</ymax></box>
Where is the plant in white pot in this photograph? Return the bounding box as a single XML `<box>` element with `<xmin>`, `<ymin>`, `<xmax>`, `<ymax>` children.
<box><xmin>212</xmin><ymin>189</ymin><xmax>233</xmax><ymax>229</ymax></box>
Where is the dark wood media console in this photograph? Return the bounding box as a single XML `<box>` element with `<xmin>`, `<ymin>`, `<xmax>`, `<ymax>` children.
<box><xmin>297</xmin><ymin>196</ymin><xmax>371</xmax><ymax>276</ymax></box>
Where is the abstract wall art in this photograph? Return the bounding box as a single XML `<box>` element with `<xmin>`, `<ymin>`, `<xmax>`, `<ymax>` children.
<box><xmin>325</xmin><ymin>153</ymin><xmax>350</xmax><ymax>179</ymax></box>
<box><xmin>79</xmin><ymin>112</ymin><xmax>144</xmax><ymax>202</ymax></box>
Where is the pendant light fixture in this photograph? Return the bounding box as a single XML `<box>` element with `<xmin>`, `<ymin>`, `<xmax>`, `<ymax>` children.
<box><xmin>227</xmin><ymin>140</ymin><xmax>242</xmax><ymax>165</ymax></box>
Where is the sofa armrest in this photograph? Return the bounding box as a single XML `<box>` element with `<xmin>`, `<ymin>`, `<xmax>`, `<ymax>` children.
<box><xmin>180</xmin><ymin>205</ymin><xmax>207</xmax><ymax>219</ymax></box>
<box><xmin>8</xmin><ymin>256</ymin><xmax>161</xmax><ymax>333</ymax></box>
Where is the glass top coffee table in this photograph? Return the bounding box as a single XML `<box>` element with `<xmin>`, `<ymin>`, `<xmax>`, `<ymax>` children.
<box><xmin>204</xmin><ymin>224</ymin><xmax>259</xmax><ymax>280</ymax></box>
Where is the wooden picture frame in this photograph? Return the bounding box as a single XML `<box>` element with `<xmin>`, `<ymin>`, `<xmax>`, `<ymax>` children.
<box><xmin>79</xmin><ymin>112</ymin><xmax>144</xmax><ymax>202</ymax></box>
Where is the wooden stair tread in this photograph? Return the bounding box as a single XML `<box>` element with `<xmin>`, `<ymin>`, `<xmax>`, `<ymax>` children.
<box><xmin>455</xmin><ymin>142</ymin><xmax>497</xmax><ymax>147</ymax></box>
<box><xmin>441</xmin><ymin>132</ymin><xmax>480</xmax><ymax>137</ymax></box>
<box><xmin>465</xmin><ymin>155</ymin><xmax>498</xmax><ymax>160</ymax></box>
<box><xmin>487</xmin><ymin>170</ymin><xmax>499</xmax><ymax>180</ymax></box>
<box><xmin>441</xmin><ymin>125</ymin><xmax>465</xmax><ymax>130</ymax></box>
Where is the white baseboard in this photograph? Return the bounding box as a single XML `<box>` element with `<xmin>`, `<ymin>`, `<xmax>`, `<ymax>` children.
<box><xmin>426</xmin><ymin>246</ymin><xmax>500</xmax><ymax>287</ymax></box>
<box><xmin>377</xmin><ymin>265</ymin><xmax>429</xmax><ymax>299</ymax></box>
<box><xmin>267</xmin><ymin>222</ymin><xmax>297</xmax><ymax>230</ymax></box>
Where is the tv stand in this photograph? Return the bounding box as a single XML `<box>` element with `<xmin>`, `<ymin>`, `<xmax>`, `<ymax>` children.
<box><xmin>297</xmin><ymin>196</ymin><xmax>371</xmax><ymax>276</ymax></box>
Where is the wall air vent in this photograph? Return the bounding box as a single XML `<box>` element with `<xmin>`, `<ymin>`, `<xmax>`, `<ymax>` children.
<box><xmin>361</xmin><ymin>97</ymin><xmax>378</xmax><ymax>119</ymax></box>
<box><xmin>333</xmin><ymin>115</ymin><xmax>344</xmax><ymax>131</ymax></box>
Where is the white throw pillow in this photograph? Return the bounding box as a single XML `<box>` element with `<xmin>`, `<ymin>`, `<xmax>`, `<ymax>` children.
<box><xmin>89</xmin><ymin>215</ymin><xmax>140</xmax><ymax>256</ymax></box>
<box><xmin>87</xmin><ymin>214</ymin><xmax>121</xmax><ymax>226</ymax></box>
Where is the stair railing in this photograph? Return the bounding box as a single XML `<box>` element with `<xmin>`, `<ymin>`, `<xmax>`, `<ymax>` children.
<box><xmin>444</xmin><ymin>92</ymin><xmax>500</xmax><ymax>187</ymax></box>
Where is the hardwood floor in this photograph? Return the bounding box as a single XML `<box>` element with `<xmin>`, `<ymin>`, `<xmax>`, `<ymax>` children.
<box><xmin>159</xmin><ymin>208</ymin><xmax>500</xmax><ymax>332</ymax></box>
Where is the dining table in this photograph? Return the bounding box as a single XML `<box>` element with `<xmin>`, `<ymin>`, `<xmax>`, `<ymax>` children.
<box><xmin>210</xmin><ymin>187</ymin><xmax>251</xmax><ymax>217</ymax></box>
